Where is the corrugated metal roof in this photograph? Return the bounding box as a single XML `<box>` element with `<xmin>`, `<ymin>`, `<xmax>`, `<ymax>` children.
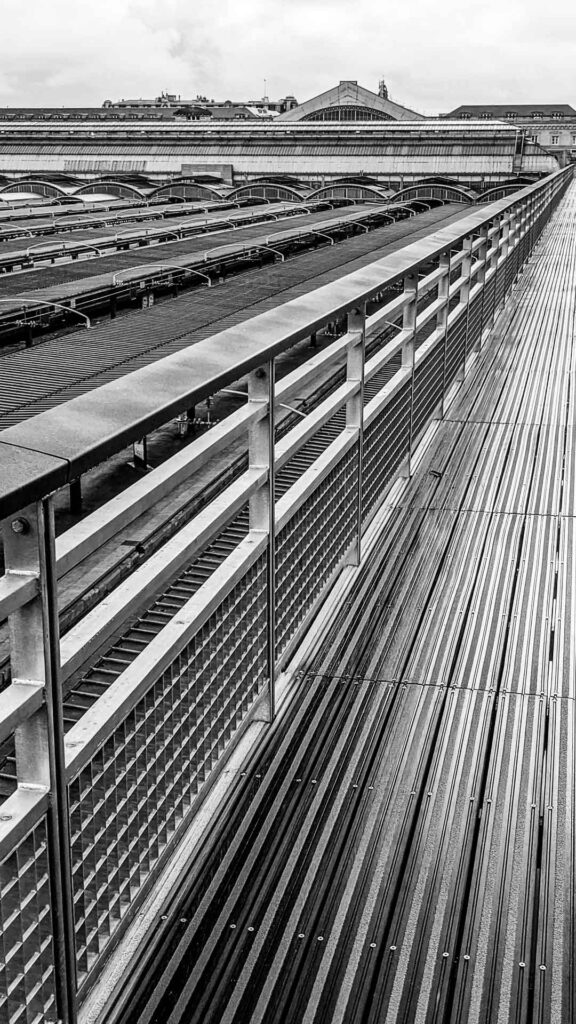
<box><xmin>0</xmin><ymin>205</ymin><xmax>467</xmax><ymax>429</ymax></box>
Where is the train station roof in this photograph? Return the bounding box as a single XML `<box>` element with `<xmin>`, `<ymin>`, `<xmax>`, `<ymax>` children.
<box><xmin>276</xmin><ymin>80</ymin><xmax>425</xmax><ymax>122</ymax></box>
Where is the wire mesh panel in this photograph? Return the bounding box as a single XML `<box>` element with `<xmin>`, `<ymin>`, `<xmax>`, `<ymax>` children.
<box><xmin>467</xmin><ymin>291</ymin><xmax>484</xmax><ymax>352</ymax></box>
<box><xmin>505</xmin><ymin>246</ymin><xmax>519</xmax><ymax>291</ymax></box>
<box><xmin>275</xmin><ymin>443</ymin><xmax>358</xmax><ymax>659</ymax></box>
<box><xmin>445</xmin><ymin>310</ymin><xmax>467</xmax><ymax>389</ymax></box>
<box><xmin>0</xmin><ymin>816</ymin><xmax>58</xmax><ymax>1024</ymax></box>
<box><xmin>483</xmin><ymin>273</ymin><xmax>496</xmax><ymax>328</ymax></box>
<box><xmin>412</xmin><ymin>342</ymin><xmax>445</xmax><ymax>443</ymax></box>
<box><xmin>362</xmin><ymin>378</ymin><xmax>412</xmax><ymax>521</ymax></box>
<box><xmin>495</xmin><ymin>262</ymin><xmax>507</xmax><ymax>310</ymax></box>
<box><xmin>68</xmin><ymin>552</ymin><xmax>268</xmax><ymax>984</ymax></box>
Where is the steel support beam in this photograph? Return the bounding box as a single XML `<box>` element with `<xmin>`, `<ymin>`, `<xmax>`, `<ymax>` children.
<box><xmin>2</xmin><ymin>501</ymin><xmax>77</xmax><ymax>1024</ymax></box>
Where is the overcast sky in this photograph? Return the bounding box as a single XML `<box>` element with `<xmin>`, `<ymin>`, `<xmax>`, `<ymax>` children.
<box><xmin>1</xmin><ymin>0</ymin><xmax>574</xmax><ymax>113</ymax></box>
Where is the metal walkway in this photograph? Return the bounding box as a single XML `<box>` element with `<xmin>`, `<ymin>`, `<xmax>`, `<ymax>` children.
<box><xmin>120</xmin><ymin>184</ymin><xmax>576</xmax><ymax>1023</ymax></box>
<box><xmin>0</xmin><ymin>167</ymin><xmax>570</xmax><ymax>1024</ymax></box>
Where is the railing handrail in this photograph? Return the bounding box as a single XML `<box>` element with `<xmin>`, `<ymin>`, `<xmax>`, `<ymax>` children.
<box><xmin>0</xmin><ymin>166</ymin><xmax>570</xmax><ymax>520</ymax></box>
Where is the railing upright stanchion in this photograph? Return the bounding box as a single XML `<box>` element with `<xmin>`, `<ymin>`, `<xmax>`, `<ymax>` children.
<box><xmin>402</xmin><ymin>272</ymin><xmax>418</xmax><ymax>476</ymax></box>
<box><xmin>1</xmin><ymin>499</ymin><xmax>77</xmax><ymax>1023</ymax></box>
<box><xmin>346</xmin><ymin>304</ymin><xmax>366</xmax><ymax>564</ymax></box>
<box><xmin>248</xmin><ymin>361</ymin><xmax>276</xmax><ymax>721</ymax></box>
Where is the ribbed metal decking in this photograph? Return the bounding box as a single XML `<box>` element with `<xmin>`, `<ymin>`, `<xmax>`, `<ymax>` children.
<box><xmin>120</xmin><ymin>184</ymin><xmax>576</xmax><ymax>1024</ymax></box>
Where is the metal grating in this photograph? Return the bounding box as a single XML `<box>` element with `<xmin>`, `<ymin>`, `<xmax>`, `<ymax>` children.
<box><xmin>445</xmin><ymin>312</ymin><xmax>467</xmax><ymax>388</ymax></box>
<box><xmin>467</xmin><ymin>291</ymin><xmax>484</xmax><ymax>351</ymax></box>
<box><xmin>412</xmin><ymin>342</ymin><xmax>445</xmax><ymax>441</ymax></box>
<box><xmin>0</xmin><ymin>817</ymin><xmax>58</xmax><ymax>1024</ymax></box>
<box><xmin>68</xmin><ymin>551</ymin><xmax>268</xmax><ymax>984</ymax></box>
<box><xmin>483</xmin><ymin>273</ymin><xmax>497</xmax><ymax>327</ymax></box>
<box><xmin>362</xmin><ymin>379</ymin><xmax>411</xmax><ymax>519</ymax></box>
<box><xmin>275</xmin><ymin>445</ymin><xmax>358</xmax><ymax>659</ymax></box>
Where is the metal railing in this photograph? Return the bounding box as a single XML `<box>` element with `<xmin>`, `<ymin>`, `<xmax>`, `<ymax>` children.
<box><xmin>0</xmin><ymin>165</ymin><xmax>571</xmax><ymax>1024</ymax></box>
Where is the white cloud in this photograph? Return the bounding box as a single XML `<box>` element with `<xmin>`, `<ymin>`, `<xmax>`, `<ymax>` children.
<box><xmin>0</xmin><ymin>0</ymin><xmax>575</xmax><ymax>110</ymax></box>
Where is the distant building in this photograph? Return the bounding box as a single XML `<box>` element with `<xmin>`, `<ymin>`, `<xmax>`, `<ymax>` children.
<box><xmin>276</xmin><ymin>80</ymin><xmax>424</xmax><ymax>122</ymax></box>
<box><xmin>442</xmin><ymin>104</ymin><xmax>576</xmax><ymax>164</ymax></box>
<box><xmin>102</xmin><ymin>90</ymin><xmax>299</xmax><ymax>120</ymax></box>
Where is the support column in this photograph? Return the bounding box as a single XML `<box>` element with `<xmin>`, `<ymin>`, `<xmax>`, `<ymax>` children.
<box><xmin>2</xmin><ymin>501</ymin><xmax>77</xmax><ymax>1023</ymax></box>
<box><xmin>248</xmin><ymin>362</ymin><xmax>275</xmax><ymax>722</ymax></box>
<box><xmin>68</xmin><ymin>477</ymin><xmax>82</xmax><ymax>515</ymax></box>
<box><xmin>346</xmin><ymin>305</ymin><xmax>366</xmax><ymax>565</ymax></box>
<box><xmin>131</xmin><ymin>436</ymin><xmax>149</xmax><ymax>471</ymax></box>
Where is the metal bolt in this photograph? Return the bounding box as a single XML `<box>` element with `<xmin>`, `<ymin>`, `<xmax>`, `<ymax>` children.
<box><xmin>540</xmin><ymin>965</ymin><xmax>546</xmax><ymax>971</ymax></box>
<box><xmin>298</xmin><ymin>933</ymin><xmax>305</xmax><ymax>939</ymax></box>
<box><xmin>317</xmin><ymin>936</ymin><xmax>324</xmax><ymax>941</ymax></box>
<box><xmin>255</xmin><ymin>368</ymin><xmax>266</xmax><ymax>379</ymax></box>
<box><xmin>0</xmin><ymin>814</ymin><xmax>12</xmax><ymax>822</ymax></box>
<box><xmin>443</xmin><ymin>952</ymin><xmax>450</xmax><ymax>958</ymax></box>
<box><xmin>370</xmin><ymin>942</ymin><xmax>376</xmax><ymax>948</ymax></box>
<box><xmin>248</xmin><ymin>926</ymin><xmax>254</xmax><ymax>932</ymax></box>
<box><xmin>230</xmin><ymin>924</ymin><xmax>236</xmax><ymax>929</ymax></box>
<box><xmin>519</xmin><ymin>962</ymin><xmax>525</xmax><ymax>968</ymax></box>
<box><xmin>11</xmin><ymin>517</ymin><xmax>30</xmax><ymax>535</ymax></box>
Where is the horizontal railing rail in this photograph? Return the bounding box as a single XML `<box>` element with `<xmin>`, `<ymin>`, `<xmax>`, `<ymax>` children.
<box><xmin>0</xmin><ymin>164</ymin><xmax>571</xmax><ymax>1024</ymax></box>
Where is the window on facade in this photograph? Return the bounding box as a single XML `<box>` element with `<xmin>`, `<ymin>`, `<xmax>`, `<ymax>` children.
<box><xmin>551</xmin><ymin>135</ymin><xmax>559</xmax><ymax>144</ymax></box>
<box><xmin>303</xmin><ymin>105</ymin><xmax>392</xmax><ymax>121</ymax></box>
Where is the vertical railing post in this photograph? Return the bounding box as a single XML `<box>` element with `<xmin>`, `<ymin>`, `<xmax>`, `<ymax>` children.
<box><xmin>473</xmin><ymin>226</ymin><xmax>489</xmax><ymax>357</ymax></box>
<box><xmin>1</xmin><ymin>499</ymin><xmax>77</xmax><ymax>1023</ymax></box>
<box><xmin>248</xmin><ymin>362</ymin><xmax>276</xmax><ymax>721</ymax></box>
<box><xmin>402</xmin><ymin>271</ymin><xmax>418</xmax><ymax>476</ymax></box>
<box><xmin>438</xmin><ymin>251</ymin><xmax>451</xmax><ymax>416</ymax></box>
<box><xmin>346</xmin><ymin>304</ymin><xmax>366</xmax><ymax>565</ymax></box>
